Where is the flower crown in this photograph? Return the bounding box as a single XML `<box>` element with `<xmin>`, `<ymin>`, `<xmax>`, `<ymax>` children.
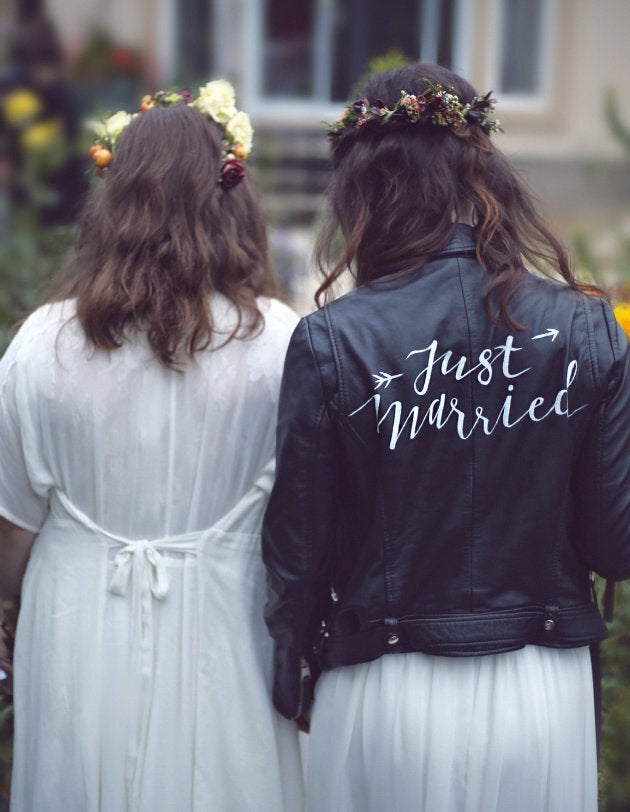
<box><xmin>327</xmin><ymin>79</ymin><xmax>502</xmax><ymax>141</ymax></box>
<box><xmin>87</xmin><ymin>80</ymin><xmax>253</xmax><ymax>189</ymax></box>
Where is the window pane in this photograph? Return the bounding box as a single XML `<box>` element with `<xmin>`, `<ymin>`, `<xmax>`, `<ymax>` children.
<box><xmin>259</xmin><ymin>0</ymin><xmax>459</xmax><ymax>103</ymax></box>
<box><xmin>263</xmin><ymin>0</ymin><xmax>315</xmax><ymax>98</ymax></box>
<box><xmin>331</xmin><ymin>0</ymin><xmax>420</xmax><ymax>102</ymax></box>
<box><xmin>500</xmin><ymin>0</ymin><xmax>544</xmax><ymax>94</ymax></box>
<box><xmin>437</xmin><ymin>0</ymin><xmax>455</xmax><ymax>67</ymax></box>
<box><xmin>177</xmin><ymin>0</ymin><xmax>213</xmax><ymax>78</ymax></box>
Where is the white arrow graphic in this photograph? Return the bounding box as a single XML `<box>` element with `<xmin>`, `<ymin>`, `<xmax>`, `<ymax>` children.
<box><xmin>532</xmin><ymin>328</ymin><xmax>559</xmax><ymax>342</ymax></box>
<box><xmin>372</xmin><ymin>371</ymin><xmax>403</xmax><ymax>390</ymax></box>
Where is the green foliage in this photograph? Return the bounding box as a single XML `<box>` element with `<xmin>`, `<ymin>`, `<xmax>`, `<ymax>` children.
<box><xmin>572</xmin><ymin>87</ymin><xmax>630</xmax><ymax>301</ymax></box>
<box><xmin>604</xmin><ymin>88</ymin><xmax>630</xmax><ymax>154</ymax></box>
<box><xmin>599</xmin><ymin>581</ymin><xmax>630</xmax><ymax>810</ymax></box>
<box><xmin>69</xmin><ymin>29</ymin><xmax>144</xmax><ymax>83</ymax></box>
<box><xmin>575</xmin><ymin>89</ymin><xmax>630</xmax><ymax>809</ymax></box>
<box><xmin>0</xmin><ymin>212</ymin><xmax>74</xmax><ymax>353</ymax></box>
<box><xmin>351</xmin><ymin>48</ymin><xmax>411</xmax><ymax>99</ymax></box>
<box><xmin>572</xmin><ymin>223</ymin><xmax>630</xmax><ymax>302</ymax></box>
<box><xmin>0</xmin><ymin>601</ymin><xmax>18</xmax><ymax>810</ymax></box>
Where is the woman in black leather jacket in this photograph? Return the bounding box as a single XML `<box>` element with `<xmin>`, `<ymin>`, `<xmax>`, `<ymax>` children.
<box><xmin>263</xmin><ymin>64</ymin><xmax>630</xmax><ymax>812</ymax></box>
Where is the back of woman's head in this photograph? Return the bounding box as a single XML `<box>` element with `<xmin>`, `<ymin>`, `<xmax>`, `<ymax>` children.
<box><xmin>316</xmin><ymin>62</ymin><xmax>596</xmax><ymax>321</ymax></box>
<box><xmin>53</xmin><ymin>102</ymin><xmax>276</xmax><ymax>367</ymax></box>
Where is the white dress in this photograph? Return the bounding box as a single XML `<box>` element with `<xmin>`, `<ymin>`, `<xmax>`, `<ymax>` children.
<box><xmin>0</xmin><ymin>296</ymin><xmax>305</xmax><ymax>812</ymax></box>
<box><xmin>307</xmin><ymin>647</ymin><xmax>598</xmax><ymax>812</ymax></box>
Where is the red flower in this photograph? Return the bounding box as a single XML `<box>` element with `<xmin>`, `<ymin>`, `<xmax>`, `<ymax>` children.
<box><xmin>219</xmin><ymin>158</ymin><xmax>246</xmax><ymax>189</ymax></box>
<box><xmin>109</xmin><ymin>47</ymin><xmax>139</xmax><ymax>74</ymax></box>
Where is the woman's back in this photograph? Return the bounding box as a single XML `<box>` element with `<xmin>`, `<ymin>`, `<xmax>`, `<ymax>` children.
<box><xmin>1</xmin><ymin>83</ymin><xmax>306</xmax><ymax>811</ymax></box>
<box><xmin>3</xmin><ymin>295</ymin><xmax>297</xmax><ymax>537</ymax></box>
<box><xmin>262</xmin><ymin>62</ymin><xmax>629</xmax><ymax>812</ymax></box>
<box><xmin>266</xmin><ymin>225</ymin><xmax>627</xmax><ymax>671</ymax></box>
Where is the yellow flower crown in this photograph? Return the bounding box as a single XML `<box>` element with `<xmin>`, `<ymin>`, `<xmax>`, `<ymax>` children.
<box><xmin>87</xmin><ymin>80</ymin><xmax>253</xmax><ymax>189</ymax></box>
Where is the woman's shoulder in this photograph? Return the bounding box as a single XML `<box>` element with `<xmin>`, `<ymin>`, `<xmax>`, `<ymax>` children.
<box><xmin>513</xmin><ymin>272</ymin><xmax>610</xmax><ymax>326</ymax></box>
<box><xmin>0</xmin><ymin>301</ymin><xmax>76</xmax><ymax>385</ymax></box>
<box><xmin>255</xmin><ymin>297</ymin><xmax>300</xmax><ymax>348</ymax></box>
<box><xmin>258</xmin><ymin>296</ymin><xmax>300</xmax><ymax>330</ymax></box>
<box><xmin>516</xmin><ymin>275</ymin><xmax>627</xmax><ymax>389</ymax></box>
<box><xmin>4</xmin><ymin>300</ymin><xmax>76</xmax><ymax>357</ymax></box>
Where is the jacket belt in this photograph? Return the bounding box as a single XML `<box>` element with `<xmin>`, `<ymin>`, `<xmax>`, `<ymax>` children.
<box><xmin>319</xmin><ymin>605</ymin><xmax>608</xmax><ymax>667</ymax></box>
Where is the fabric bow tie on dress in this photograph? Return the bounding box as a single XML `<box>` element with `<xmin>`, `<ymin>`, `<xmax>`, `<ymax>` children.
<box><xmin>108</xmin><ymin>540</ymin><xmax>171</xmax><ymax>600</ymax></box>
<box><xmin>50</xmin><ymin>487</ymin><xmax>203</xmax><ymax>807</ymax></box>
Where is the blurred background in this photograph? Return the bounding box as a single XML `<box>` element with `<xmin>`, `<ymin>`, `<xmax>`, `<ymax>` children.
<box><xmin>1</xmin><ymin>0</ymin><xmax>630</xmax><ymax>808</ymax></box>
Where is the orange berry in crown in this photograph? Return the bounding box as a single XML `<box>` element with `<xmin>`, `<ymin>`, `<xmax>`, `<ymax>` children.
<box><xmin>92</xmin><ymin>148</ymin><xmax>112</xmax><ymax>168</ymax></box>
<box><xmin>89</xmin><ymin>144</ymin><xmax>104</xmax><ymax>158</ymax></box>
<box><xmin>140</xmin><ymin>95</ymin><xmax>155</xmax><ymax>112</ymax></box>
<box><xmin>232</xmin><ymin>144</ymin><xmax>248</xmax><ymax>161</ymax></box>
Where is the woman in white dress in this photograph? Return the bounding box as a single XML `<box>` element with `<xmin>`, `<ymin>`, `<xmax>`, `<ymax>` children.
<box><xmin>0</xmin><ymin>86</ymin><xmax>304</xmax><ymax>811</ymax></box>
<box><xmin>262</xmin><ymin>64</ymin><xmax>630</xmax><ymax>811</ymax></box>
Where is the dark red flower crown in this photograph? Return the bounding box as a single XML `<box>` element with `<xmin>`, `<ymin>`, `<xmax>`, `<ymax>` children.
<box><xmin>327</xmin><ymin>79</ymin><xmax>502</xmax><ymax>141</ymax></box>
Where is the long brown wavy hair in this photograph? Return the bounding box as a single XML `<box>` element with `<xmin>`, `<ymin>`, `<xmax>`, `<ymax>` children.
<box><xmin>315</xmin><ymin>63</ymin><xmax>600</xmax><ymax>322</ymax></box>
<box><xmin>47</xmin><ymin>103</ymin><xmax>278</xmax><ymax>368</ymax></box>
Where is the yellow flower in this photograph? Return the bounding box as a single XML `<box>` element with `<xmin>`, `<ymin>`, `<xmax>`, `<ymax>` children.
<box><xmin>20</xmin><ymin>118</ymin><xmax>62</xmax><ymax>151</ymax></box>
<box><xmin>194</xmin><ymin>80</ymin><xmax>237</xmax><ymax>124</ymax></box>
<box><xmin>613</xmin><ymin>303</ymin><xmax>630</xmax><ymax>341</ymax></box>
<box><xmin>3</xmin><ymin>89</ymin><xmax>42</xmax><ymax>125</ymax></box>
<box><xmin>225</xmin><ymin>111</ymin><xmax>254</xmax><ymax>154</ymax></box>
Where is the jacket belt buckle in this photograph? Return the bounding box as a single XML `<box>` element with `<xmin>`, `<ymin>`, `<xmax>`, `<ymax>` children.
<box><xmin>384</xmin><ymin>617</ymin><xmax>401</xmax><ymax>650</ymax></box>
<box><xmin>543</xmin><ymin>603</ymin><xmax>559</xmax><ymax>633</ymax></box>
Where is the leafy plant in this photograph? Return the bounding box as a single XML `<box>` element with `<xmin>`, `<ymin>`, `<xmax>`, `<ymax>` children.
<box><xmin>599</xmin><ymin>582</ymin><xmax>630</xmax><ymax>810</ymax></box>
<box><xmin>351</xmin><ymin>48</ymin><xmax>410</xmax><ymax>99</ymax></box>
<box><xmin>0</xmin><ymin>214</ymin><xmax>74</xmax><ymax>353</ymax></box>
<box><xmin>0</xmin><ymin>601</ymin><xmax>18</xmax><ymax>812</ymax></box>
<box><xmin>578</xmin><ymin>86</ymin><xmax>630</xmax><ymax>811</ymax></box>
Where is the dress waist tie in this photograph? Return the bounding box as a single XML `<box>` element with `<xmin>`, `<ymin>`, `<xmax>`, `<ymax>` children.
<box><xmin>51</xmin><ymin>489</ymin><xmax>200</xmax><ymax>809</ymax></box>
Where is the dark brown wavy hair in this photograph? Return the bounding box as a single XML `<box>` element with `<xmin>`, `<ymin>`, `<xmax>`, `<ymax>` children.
<box><xmin>315</xmin><ymin>63</ymin><xmax>601</xmax><ymax>322</ymax></box>
<box><xmin>47</xmin><ymin>103</ymin><xmax>278</xmax><ymax>368</ymax></box>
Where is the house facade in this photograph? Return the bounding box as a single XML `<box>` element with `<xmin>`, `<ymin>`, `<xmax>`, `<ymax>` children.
<box><xmin>7</xmin><ymin>0</ymin><xmax>630</xmax><ymax>237</ymax></box>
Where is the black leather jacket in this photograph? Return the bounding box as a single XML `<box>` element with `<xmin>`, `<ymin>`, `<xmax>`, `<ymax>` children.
<box><xmin>262</xmin><ymin>225</ymin><xmax>630</xmax><ymax>720</ymax></box>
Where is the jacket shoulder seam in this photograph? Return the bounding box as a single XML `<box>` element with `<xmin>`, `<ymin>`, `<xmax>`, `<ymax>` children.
<box><xmin>323</xmin><ymin>307</ymin><xmax>347</xmax><ymax>410</ymax></box>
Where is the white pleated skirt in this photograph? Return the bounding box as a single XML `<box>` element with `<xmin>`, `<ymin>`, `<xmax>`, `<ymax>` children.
<box><xmin>307</xmin><ymin>645</ymin><xmax>597</xmax><ymax>812</ymax></box>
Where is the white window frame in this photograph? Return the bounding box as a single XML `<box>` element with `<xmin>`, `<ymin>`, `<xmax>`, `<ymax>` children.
<box><xmin>157</xmin><ymin>0</ymin><xmax>178</xmax><ymax>83</ymax></box>
<box><xmin>486</xmin><ymin>0</ymin><xmax>557</xmax><ymax>111</ymax></box>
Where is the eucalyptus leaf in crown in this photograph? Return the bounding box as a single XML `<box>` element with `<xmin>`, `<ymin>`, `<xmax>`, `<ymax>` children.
<box><xmin>326</xmin><ymin>79</ymin><xmax>502</xmax><ymax>140</ymax></box>
<box><xmin>86</xmin><ymin>80</ymin><xmax>253</xmax><ymax>188</ymax></box>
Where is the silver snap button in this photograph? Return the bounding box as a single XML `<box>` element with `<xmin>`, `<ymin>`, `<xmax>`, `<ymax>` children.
<box><xmin>543</xmin><ymin>619</ymin><xmax>555</xmax><ymax>631</ymax></box>
<box><xmin>387</xmin><ymin>633</ymin><xmax>399</xmax><ymax>645</ymax></box>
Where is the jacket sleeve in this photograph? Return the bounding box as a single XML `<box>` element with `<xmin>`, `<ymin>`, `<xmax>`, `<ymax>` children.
<box><xmin>573</xmin><ymin>298</ymin><xmax>630</xmax><ymax>580</ymax></box>
<box><xmin>262</xmin><ymin>316</ymin><xmax>340</xmax><ymax>719</ymax></box>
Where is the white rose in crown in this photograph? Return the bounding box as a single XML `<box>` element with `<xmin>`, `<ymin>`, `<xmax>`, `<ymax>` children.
<box><xmin>86</xmin><ymin>110</ymin><xmax>133</xmax><ymax>143</ymax></box>
<box><xmin>105</xmin><ymin>111</ymin><xmax>134</xmax><ymax>140</ymax></box>
<box><xmin>225</xmin><ymin>111</ymin><xmax>254</xmax><ymax>154</ymax></box>
<box><xmin>195</xmin><ymin>80</ymin><xmax>237</xmax><ymax>124</ymax></box>
<box><xmin>86</xmin><ymin>119</ymin><xmax>106</xmax><ymax>140</ymax></box>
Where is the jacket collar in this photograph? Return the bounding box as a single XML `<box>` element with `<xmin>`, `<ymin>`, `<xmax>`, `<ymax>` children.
<box><xmin>362</xmin><ymin>224</ymin><xmax>477</xmax><ymax>291</ymax></box>
<box><xmin>432</xmin><ymin>223</ymin><xmax>476</xmax><ymax>258</ymax></box>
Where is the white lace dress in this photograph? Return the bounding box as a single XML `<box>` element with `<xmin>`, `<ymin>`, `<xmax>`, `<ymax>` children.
<box><xmin>0</xmin><ymin>296</ymin><xmax>304</xmax><ymax>812</ymax></box>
